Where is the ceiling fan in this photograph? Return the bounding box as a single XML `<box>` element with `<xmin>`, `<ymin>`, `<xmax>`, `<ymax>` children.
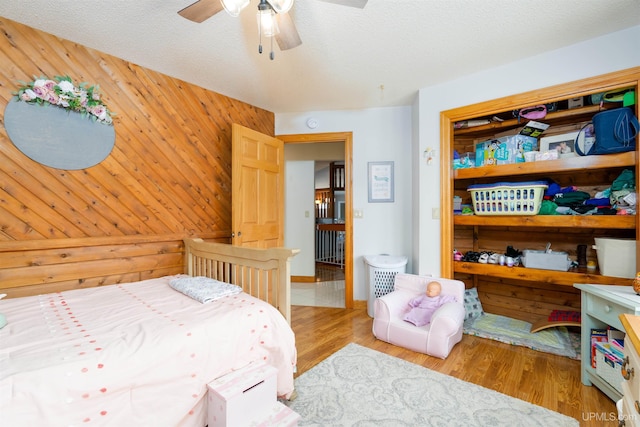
<box><xmin>178</xmin><ymin>0</ymin><xmax>368</xmax><ymax>59</ymax></box>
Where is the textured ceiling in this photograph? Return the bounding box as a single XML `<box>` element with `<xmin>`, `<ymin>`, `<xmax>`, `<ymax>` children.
<box><xmin>1</xmin><ymin>0</ymin><xmax>639</xmax><ymax>113</ymax></box>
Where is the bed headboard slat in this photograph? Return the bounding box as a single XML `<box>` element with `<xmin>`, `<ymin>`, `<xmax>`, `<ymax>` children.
<box><xmin>183</xmin><ymin>238</ymin><xmax>299</xmax><ymax>323</ymax></box>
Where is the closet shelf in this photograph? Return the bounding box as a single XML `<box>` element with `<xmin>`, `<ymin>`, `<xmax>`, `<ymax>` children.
<box><xmin>453</xmin><ymin>261</ymin><xmax>633</xmax><ymax>287</ymax></box>
<box><xmin>453</xmin><ymin>215</ymin><xmax>635</xmax><ymax>229</ymax></box>
<box><xmin>453</xmin><ymin>105</ymin><xmax>608</xmax><ymax>138</ymax></box>
<box><xmin>454</xmin><ymin>151</ymin><xmax>636</xmax><ymax>180</ymax></box>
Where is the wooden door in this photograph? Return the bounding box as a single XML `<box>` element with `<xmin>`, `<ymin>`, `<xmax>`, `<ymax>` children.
<box><xmin>231</xmin><ymin>123</ymin><xmax>284</xmax><ymax>248</ymax></box>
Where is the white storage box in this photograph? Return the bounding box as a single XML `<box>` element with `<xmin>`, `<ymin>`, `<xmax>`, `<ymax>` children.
<box><xmin>593</xmin><ymin>238</ymin><xmax>637</xmax><ymax>279</ymax></box>
<box><xmin>521</xmin><ymin>250</ymin><xmax>572</xmax><ymax>271</ymax></box>
<box><xmin>207</xmin><ymin>362</ymin><xmax>277</xmax><ymax>427</ymax></box>
<box><xmin>250</xmin><ymin>401</ymin><xmax>301</xmax><ymax>427</ymax></box>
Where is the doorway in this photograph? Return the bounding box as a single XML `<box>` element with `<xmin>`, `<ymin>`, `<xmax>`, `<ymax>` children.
<box><xmin>278</xmin><ymin>132</ymin><xmax>353</xmax><ymax>309</ymax></box>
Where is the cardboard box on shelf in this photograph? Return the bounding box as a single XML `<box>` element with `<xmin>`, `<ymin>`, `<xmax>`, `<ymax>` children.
<box><xmin>475</xmin><ymin>134</ymin><xmax>538</xmax><ymax>166</ymax></box>
<box><xmin>568</xmin><ymin>97</ymin><xmax>585</xmax><ymax>109</ymax></box>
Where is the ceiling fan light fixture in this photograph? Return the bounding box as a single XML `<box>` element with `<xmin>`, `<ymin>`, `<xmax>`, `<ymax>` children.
<box><xmin>266</xmin><ymin>0</ymin><xmax>295</xmax><ymax>14</ymax></box>
<box><xmin>257</xmin><ymin>4</ymin><xmax>279</xmax><ymax>37</ymax></box>
<box><xmin>221</xmin><ymin>0</ymin><xmax>250</xmax><ymax>17</ymax></box>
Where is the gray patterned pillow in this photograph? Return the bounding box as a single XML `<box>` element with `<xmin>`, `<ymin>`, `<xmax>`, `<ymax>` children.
<box><xmin>464</xmin><ymin>287</ymin><xmax>485</xmax><ymax>320</ymax></box>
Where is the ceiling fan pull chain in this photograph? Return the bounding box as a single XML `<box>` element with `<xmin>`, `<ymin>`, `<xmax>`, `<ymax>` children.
<box><xmin>270</xmin><ymin>35</ymin><xmax>275</xmax><ymax>60</ymax></box>
<box><xmin>258</xmin><ymin>12</ymin><xmax>263</xmax><ymax>54</ymax></box>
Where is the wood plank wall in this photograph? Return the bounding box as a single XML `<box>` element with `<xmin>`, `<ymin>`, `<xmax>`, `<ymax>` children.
<box><xmin>0</xmin><ymin>18</ymin><xmax>274</xmax><ymax>297</ymax></box>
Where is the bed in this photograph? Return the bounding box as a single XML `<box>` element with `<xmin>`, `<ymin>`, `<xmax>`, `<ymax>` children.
<box><xmin>0</xmin><ymin>238</ymin><xmax>299</xmax><ymax>426</ymax></box>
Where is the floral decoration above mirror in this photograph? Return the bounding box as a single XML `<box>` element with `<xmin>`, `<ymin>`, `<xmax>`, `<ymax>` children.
<box><xmin>14</xmin><ymin>75</ymin><xmax>115</xmax><ymax>125</ymax></box>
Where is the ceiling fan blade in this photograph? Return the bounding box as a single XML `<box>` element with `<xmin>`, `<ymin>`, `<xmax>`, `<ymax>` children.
<box><xmin>178</xmin><ymin>0</ymin><xmax>224</xmax><ymax>23</ymax></box>
<box><xmin>317</xmin><ymin>0</ymin><xmax>368</xmax><ymax>8</ymax></box>
<box><xmin>275</xmin><ymin>13</ymin><xmax>302</xmax><ymax>51</ymax></box>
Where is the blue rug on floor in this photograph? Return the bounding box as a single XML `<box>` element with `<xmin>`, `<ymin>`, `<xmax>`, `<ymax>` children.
<box><xmin>464</xmin><ymin>313</ymin><xmax>581</xmax><ymax>360</ymax></box>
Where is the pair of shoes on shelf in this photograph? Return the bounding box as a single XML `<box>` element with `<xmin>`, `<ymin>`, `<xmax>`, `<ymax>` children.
<box><xmin>453</xmin><ymin>250</ymin><xmax>463</xmax><ymax>261</ymax></box>
<box><xmin>505</xmin><ymin>245</ymin><xmax>522</xmax><ymax>258</ymax></box>
<box><xmin>463</xmin><ymin>251</ymin><xmax>501</xmax><ymax>263</ymax></box>
<box><xmin>462</xmin><ymin>251</ymin><xmax>481</xmax><ymax>263</ymax></box>
<box><xmin>503</xmin><ymin>246</ymin><xmax>522</xmax><ymax>266</ymax></box>
<box><xmin>478</xmin><ymin>251</ymin><xmax>497</xmax><ymax>264</ymax></box>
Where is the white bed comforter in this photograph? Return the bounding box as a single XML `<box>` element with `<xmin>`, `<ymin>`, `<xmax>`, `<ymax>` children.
<box><xmin>0</xmin><ymin>275</ymin><xmax>297</xmax><ymax>426</ymax></box>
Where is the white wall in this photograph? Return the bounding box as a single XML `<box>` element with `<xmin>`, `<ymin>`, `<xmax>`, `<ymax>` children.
<box><xmin>315</xmin><ymin>166</ymin><xmax>330</xmax><ymax>188</ymax></box>
<box><xmin>284</xmin><ymin>160</ymin><xmax>316</xmax><ymax>276</ymax></box>
<box><xmin>416</xmin><ymin>25</ymin><xmax>640</xmax><ymax>276</ymax></box>
<box><xmin>277</xmin><ymin>107</ymin><xmax>413</xmax><ymax>301</ymax></box>
<box><xmin>277</xmin><ymin>25</ymin><xmax>640</xmax><ymax>303</ymax></box>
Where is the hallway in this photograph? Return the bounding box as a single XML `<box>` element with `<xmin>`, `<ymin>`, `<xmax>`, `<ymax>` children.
<box><xmin>291</xmin><ymin>264</ymin><xmax>345</xmax><ymax>308</ymax></box>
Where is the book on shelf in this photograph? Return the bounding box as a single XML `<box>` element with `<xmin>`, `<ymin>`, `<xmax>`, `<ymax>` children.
<box><xmin>610</xmin><ymin>338</ymin><xmax>625</xmax><ymax>355</ymax></box>
<box><xmin>595</xmin><ymin>342</ymin><xmax>624</xmax><ymax>364</ymax></box>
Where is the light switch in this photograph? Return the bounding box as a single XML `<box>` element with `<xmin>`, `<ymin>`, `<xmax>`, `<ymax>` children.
<box><xmin>354</xmin><ymin>209</ymin><xmax>363</xmax><ymax>219</ymax></box>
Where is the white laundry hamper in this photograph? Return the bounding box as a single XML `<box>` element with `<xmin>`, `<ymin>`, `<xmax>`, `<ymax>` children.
<box><xmin>364</xmin><ymin>254</ymin><xmax>408</xmax><ymax>317</ymax></box>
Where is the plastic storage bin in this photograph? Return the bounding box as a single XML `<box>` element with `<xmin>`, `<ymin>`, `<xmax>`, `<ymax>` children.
<box><xmin>467</xmin><ymin>181</ymin><xmax>547</xmax><ymax>216</ymax></box>
<box><xmin>364</xmin><ymin>254</ymin><xmax>408</xmax><ymax>317</ymax></box>
<box><xmin>593</xmin><ymin>237</ymin><xmax>637</xmax><ymax>279</ymax></box>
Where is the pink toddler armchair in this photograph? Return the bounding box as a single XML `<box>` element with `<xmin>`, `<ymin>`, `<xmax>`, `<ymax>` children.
<box><xmin>372</xmin><ymin>273</ymin><xmax>466</xmax><ymax>359</ymax></box>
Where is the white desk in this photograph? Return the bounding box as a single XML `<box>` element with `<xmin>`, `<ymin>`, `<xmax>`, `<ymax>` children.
<box><xmin>574</xmin><ymin>284</ymin><xmax>640</xmax><ymax>402</ymax></box>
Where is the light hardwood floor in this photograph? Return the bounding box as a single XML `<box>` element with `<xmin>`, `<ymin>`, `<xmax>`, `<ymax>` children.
<box><xmin>291</xmin><ymin>305</ymin><xmax>617</xmax><ymax>427</ymax></box>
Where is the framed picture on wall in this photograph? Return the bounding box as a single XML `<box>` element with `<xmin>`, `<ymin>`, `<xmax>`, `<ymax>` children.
<box><xmin>368</xmin><ymin>161</ymin><xmax>394</xmax><ymax>203</ymax></box>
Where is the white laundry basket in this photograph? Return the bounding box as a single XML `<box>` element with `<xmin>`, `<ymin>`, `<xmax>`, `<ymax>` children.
<box><xmin>364</xmin><ymin>254</ymin><xmax>408</xmax><ymax>317</ymax></box>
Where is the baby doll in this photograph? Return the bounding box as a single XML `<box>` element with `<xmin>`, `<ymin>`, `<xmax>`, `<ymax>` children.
<box><xmin>403</xmin><ymin>281</ymin><xmax>455</xmax><ymax>327</ymax></box>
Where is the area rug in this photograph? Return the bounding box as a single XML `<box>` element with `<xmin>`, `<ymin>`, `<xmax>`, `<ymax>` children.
<box><xmin>463</xmin><ymin>313</ymin><xmax>581</xmax><ymax>360</ymax></box>
<box><xmin>284</xmin><ymin>343</ymin><xmax>577</xmax><ymax>426</ymax></box>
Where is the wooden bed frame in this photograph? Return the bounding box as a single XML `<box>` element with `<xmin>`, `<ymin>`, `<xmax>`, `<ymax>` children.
<box><xmin>0</xmin><ymin>235</ymin><xmax>299</xmax><ymax>323</ymax></box>
<box><xmin>184</xmin><ymin>238</ymin><xmax>299</xmax><ymax>323</ymax></box>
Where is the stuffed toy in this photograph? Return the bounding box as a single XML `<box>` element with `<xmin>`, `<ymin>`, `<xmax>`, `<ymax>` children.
<box><xmin>403</xmin><ymin>281</ymin><xmax>455</xmax><ymax>327</ymax></box>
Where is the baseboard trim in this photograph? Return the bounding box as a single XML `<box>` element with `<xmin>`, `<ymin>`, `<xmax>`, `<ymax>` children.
<box><xmin>353</xmin><ymin>300</ymin><xmax>367</xmax><ymax>310</ymax></box>
<box><xmin>291</xmin><ymin>275</ymin><xmax>315</xmax><ymax>283</ymax></box>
